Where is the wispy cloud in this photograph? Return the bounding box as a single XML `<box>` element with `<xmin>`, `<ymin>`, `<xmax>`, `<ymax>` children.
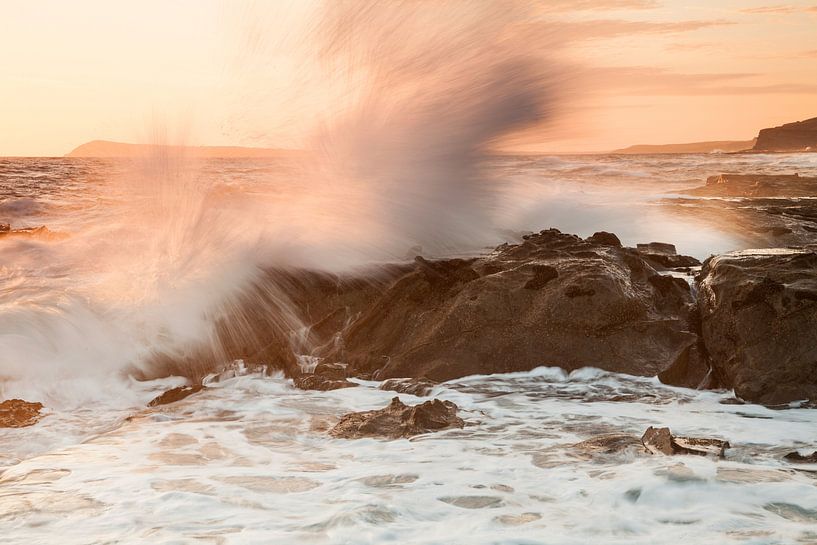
<box><xmin>551</xmin><ymin>19</ymin><xmax>732</xmax><ymax>42</ymax></box>
<box><xmin>589</xmin><ymin>66</ymin><xmax>817</xmax><ymax>95</ymax></box>
<box><xmin>539</xmin><ymin>0</ymin><xmax>659</xmax><ymax>12</ymax></box>
<box><xmin>740</xmin><ymin>4</ymin><xmax>817</xmax><ymax>14</ymax></box>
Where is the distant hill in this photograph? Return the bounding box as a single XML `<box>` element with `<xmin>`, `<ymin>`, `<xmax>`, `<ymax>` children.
<box><xmin>66</xmin><ymin>140</ymin><xmax>300</xmax><ymax>158</ymax></box>
<box><xmin>612</xmin><ymin>139</ymin><xmax>756</xmax><ymax>154</ymax></box>
<box><xmin>753</xmin><ymin>117</ymin><xmax>817</xmax><ymax>152</ymax></box>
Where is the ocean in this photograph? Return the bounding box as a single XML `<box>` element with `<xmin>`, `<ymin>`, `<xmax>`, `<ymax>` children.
<box><xmin>2</xmin><ymin>153</ymin><xmax>817</xmax><ymax>544</ymax></box>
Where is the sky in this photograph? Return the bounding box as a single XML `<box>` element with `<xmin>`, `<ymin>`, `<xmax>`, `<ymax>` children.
<box><xmin>1</xmin><ymin>0</ymin><xmax>816</xmax><ymax>156</ymax></box>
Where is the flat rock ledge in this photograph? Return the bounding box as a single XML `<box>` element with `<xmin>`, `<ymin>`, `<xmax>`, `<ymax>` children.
<box><xmin>329</xmin><ymin>397</ymin><xmax>464</xmax><ymax>439</ymax></box>
<box><xmin>0</xmin><ymin>399</ymin><xmax>44</xmax><ymax>428</ymax></box>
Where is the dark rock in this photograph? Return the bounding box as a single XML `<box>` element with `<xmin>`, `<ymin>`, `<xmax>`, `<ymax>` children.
<box><xmin>658</xmin><ymin>343</ymin><xmax>712</xmax><ymax>390</ymax></box>
<box><xmin>587</xmin><ymin>231</ymin><xmax>621</xmax><ymax>247</ymax></box>
<box><xmin>329</xmin><ymin>397</ymin><xmax>464</xmax><ymax>439</ymax></box>
<box><xmin>642</xmin><ymin>253</ymin><xmax>701</xmax><ymax>270</ymax></box>
<box><xmin>523</xmin><ymin>265</ymin><xmax>558</xmax><ymax>290</ymax></box>
<box><xmin>784</xmin><ymin>451</ymin><xmax>817</xmax><ymax>463</ymax></box>
<box><xmin>314</xmin><ymin>362</ymin><xmax>348</xmax><ymax>380</ymax></box>
<box><xmin>293</xmin><ymin>375</ymin><xmax>357</xmax><ymax>391</ymax></box>
<box><xmin>0</xmin><ymin>399</ymin><xmax>44</xmax><ymax>428</ymax></box>
<box><xmin>322</xmin><ymin>229</ymin><xmax>696</xmax><ymax>381</ymax></box>
<box><xmin>379</xmin><ymin>377</ymin><xmax>438</xmax><ymax>396</ymax></box>
<box><xmin>696</xmin><ymin>250</ymin><xmax>817</xmax><ymax>404</ymax></box>
<box><xmin>0</xmin><ymin>223</ymin><xmax>9</xmax><ymax>232</ymax></box>
<box><xmin>641</xmin><ymin>426</ymin><xmax>729</xmax><ymax>457</ymax></box>
<box><xmin>147</xmin><ymin>385</ymin><xmax>204</xmax><ymax>407</ymax></box>
<box><xmin>753</xmin><ymin>116</ymin><xmax>817</xmax><ymax>152</ymax></box>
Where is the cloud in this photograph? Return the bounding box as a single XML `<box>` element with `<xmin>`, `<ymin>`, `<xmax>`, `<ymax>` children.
<box><xmin>530</xmin><ymin>18</ymin><xmax>732</xmax><ymax>43</ymax></box>
<box><xmin>588</xmin><ymin>66</ymin><xmax>817</xmax><ymax>95</ymax></box>
<box><xmin>740</xmin><ymin>4</ymin><xmax>817</xmax><ymax>14</ymax></box>
<box><xmin>538</xmin><ymin>0</ymin><xmax>659</xmax><ymax>12</ymax></box>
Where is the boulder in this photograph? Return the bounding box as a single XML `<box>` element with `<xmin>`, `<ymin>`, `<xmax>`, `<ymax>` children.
<box><xmin>147</xmin><ymin>385</ymin><xmax>203</xmax><ymax>407</ymax></box>
<box><xmin>641</xmin><ymin>426</ymin><xmax>729</xmax><ymax>457</ymax></box>
<box><xmin>329</xmin><ymin>397</ymin><xmax>464</xmax><ymax>439</ymax></box>
<box><xmin>323</xmin><ymin>229</ymin><xmax>696</xmax><ymax>381</ymax></box>
<box><xmin>696</xmin><ymin>249</ymin><xmax>817</xmax><ymax>404</ymax></box>
<box><xmin>0</xmin><ymin>399</ymin><xmax>44</xmax><ymax>428</ymax></box>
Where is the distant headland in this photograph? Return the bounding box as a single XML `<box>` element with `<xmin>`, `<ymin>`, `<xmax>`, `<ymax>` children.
<box><xmin>65</xmin><ymin>140</ymin><xmax>300</xmax><ymax>158</ymax></box>
<box><xmin>613</xmin><ymin>115</ymin><xmax>817</xmax><ymax>155</ymax></box>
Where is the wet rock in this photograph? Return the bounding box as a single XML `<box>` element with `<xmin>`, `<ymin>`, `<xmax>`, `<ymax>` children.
<box><xmin>784</xmin><ymin>451</ymin><xmax>817</xmax><ymax>463</ymax></box>
<box><xmin>0</xmin><ymin>399</ymin><xmax>44</xmax><ymax>428</ymax></box>
<box><xmin>696</xmin><ymin>249</ymin><xmax>817</xmax><ymax>404</ymax></box>
<box><xmin>329</xmin><ymin>397</ymin><xmax>464</xmax><ymax>439</ymax></box>
<box><xmin>293</xmin><ymin>375</ymin><xmax>357</xmax><ymax>391</ymax></box>
<box><xmin>325</xmin><ymin>228</ymin><xmax>696</xmax><ymax>381</ymax></box>
<box><xmin>637</xmin><ymin>242</ymin><xmax>677</xmax><ymax>255</ymax></box>
<box><xmin>587</xmin><ymin>231</ymin><xmax>621</xmax><ymax>247</ymax></box>
<box><xmin>689</xmin><ymin>173</ymin><xmax>817</xmax><ymax>198</ymax></box>
<box><xmin>641</xmin><ymin>426</ymin><xmax>729</xmax><ymax>457</ymax></box>
<box><xmin>314</xmin><ymin>362</ymin><xmax>348</xmax><ymax>380</ymax></box>
<box><xmin>0</xmin><ymin>222</ymin><xmax>9</xmax><ymax>232</ymax></box>
<box><xmin>147</xmin><ymin>385</ymin><xmax>204</xmax><ymax>407</ymax></box>
<box><xmin>379</xmin><ymin>377</ymin><xmax>437</xmax><ymax>397</ymax></box>
<box><xmin>523</xmin><ymin>265</ymin><xmax>558</xmax><ymax>290</ymax></box>
<box><xmin>658</xmin><ymin>343</ymin><xmax>712</xmax><ymax>390</ymax></box>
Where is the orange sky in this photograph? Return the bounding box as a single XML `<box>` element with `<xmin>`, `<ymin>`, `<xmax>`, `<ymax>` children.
<box><xmin>1</xmin><ymin>0</ymin><xmax>816</xmax><ymax>156</ymax></box>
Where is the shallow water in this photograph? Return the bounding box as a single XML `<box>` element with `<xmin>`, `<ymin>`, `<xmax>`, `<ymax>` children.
<box><xmin>2</xmin><ymin>368</ymin><xmax>817</xmax><ymax>545</ymax></box>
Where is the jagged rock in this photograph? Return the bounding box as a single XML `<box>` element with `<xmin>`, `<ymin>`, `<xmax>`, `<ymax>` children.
<box><xmin>0</xmin><ymin>399</ymin><xmax>44</xmax><ymax>428</ymax></box>
<box><xmin>784</xmin><ymin>451</ymin><xmax>817</xmax><ymax>463</ymax></box>
<box><xmin>696</xmin><ymin>249</ymin><xmax>817</xmax><ymax>404</ymax></box>
<box><xmin>379</xmin><ymin>377</ymin><xmax>438</xmax><ymax>396</ymax></box>
<box><xmin>293</xmin><ymin>375</ymin><xmax>357</xmax><ymax>391</ymax></box>
<box><xmin>0</xmin><ymin>222</ymin><xmax>9</xmax><ymax>232</ymax></box>
<box><xmin>686</xmin><ymin>173</ymin><xmax>817</xmax><ymax>198</ymax></box>
<box><xmin>641</xmin><ymin>426</ymin><xmax>729</xmax><ymax>457</ymax></box>
<box><xmin>147</xmin><ymin>385</ymin><xmax>204</xmax><ymax>407</ymax></box>
<box><xmin>324</xmin><ymin>229</ymin><xmax>696</xmax><ymax>381</ymax></box>
<box><xmin>329</xmin><ymin>397</ymin><xmax>464</xmax><ymax>439</ymax></box>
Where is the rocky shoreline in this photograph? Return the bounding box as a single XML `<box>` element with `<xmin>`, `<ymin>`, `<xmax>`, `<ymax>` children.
<box><xmin>269</xmin><ymin>229</ymin><xmax>815</xmax><ymax>408</ymax></box>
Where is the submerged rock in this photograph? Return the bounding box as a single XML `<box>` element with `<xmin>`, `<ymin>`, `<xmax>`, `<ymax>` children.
<box><xmin>696</xmin><ymin>249</ymin><xmax>817</xmax><ymax>404</ymax></box>
<box><xmin>329</xmin><ymin>397</ymin><xmax>464</xmax><ymax>439</ymax></box>
<box><xmin>147</xmin><ymin>385</ymin><xmax>204</xmax><ymax>407</ymax></box>
<box><xmin>379</xmin><ymin>377</ymin><xmax>438</xmax><ymax>397</ymax></box>
<box><xmin>641</xmin><ymin>426</ymin><xmax>729</xmax><ymax>457</ymax></box>
<box><xmin>293</xmin><ymin>375</ymin><xmax>357</xmax><ymax>391</ymax></box>
<box><xmin>0</xmin><ymin>399</ymin><xmax>44</xmax><ymax>428</ymax></box>
<box><xmin>784</xmin><ymin>451</ymin><xmax>817</xmax><ymax>464</ymax></box>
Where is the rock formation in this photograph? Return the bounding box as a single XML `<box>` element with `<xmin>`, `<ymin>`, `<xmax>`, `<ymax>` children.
<box><xmin>0</xmin><ymin>399</ymin><xmax>44</xmax><ymax>428</ymax></box>
<box><xmin>641</xmin><ymin>426</ymin><xmax>729</xmax><ymax>457</ymax></box>
<box><xmin>329</xmin><ymin>397</ymin><xmax>464</xmax><ymax>439</ymax></box>
<box><xmin>753</xmin><ymin>117</ymin><xmax>817</xmax><ymax>152</ymax></box>
<box><xmin>696</xmin><ymin>249</ymin><xmax>817</xmax><ymax>405</ymax></box>
<box><xmin>320</xmin><ymin>229</ymin><xmax>697</xmax><ymax>382</ymax></box>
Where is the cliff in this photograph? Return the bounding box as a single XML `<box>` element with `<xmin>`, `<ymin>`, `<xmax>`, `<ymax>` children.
<box><xmin>752</xmin><ymin>117</ymin><xmax>817</xmax><ymax>152</ymax></box>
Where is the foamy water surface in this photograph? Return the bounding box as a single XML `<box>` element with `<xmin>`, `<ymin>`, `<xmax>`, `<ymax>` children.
<box><xmin>2</xmin><ymin>368</ymin><xmax>817</xmax><ymax>545</ymax></box>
